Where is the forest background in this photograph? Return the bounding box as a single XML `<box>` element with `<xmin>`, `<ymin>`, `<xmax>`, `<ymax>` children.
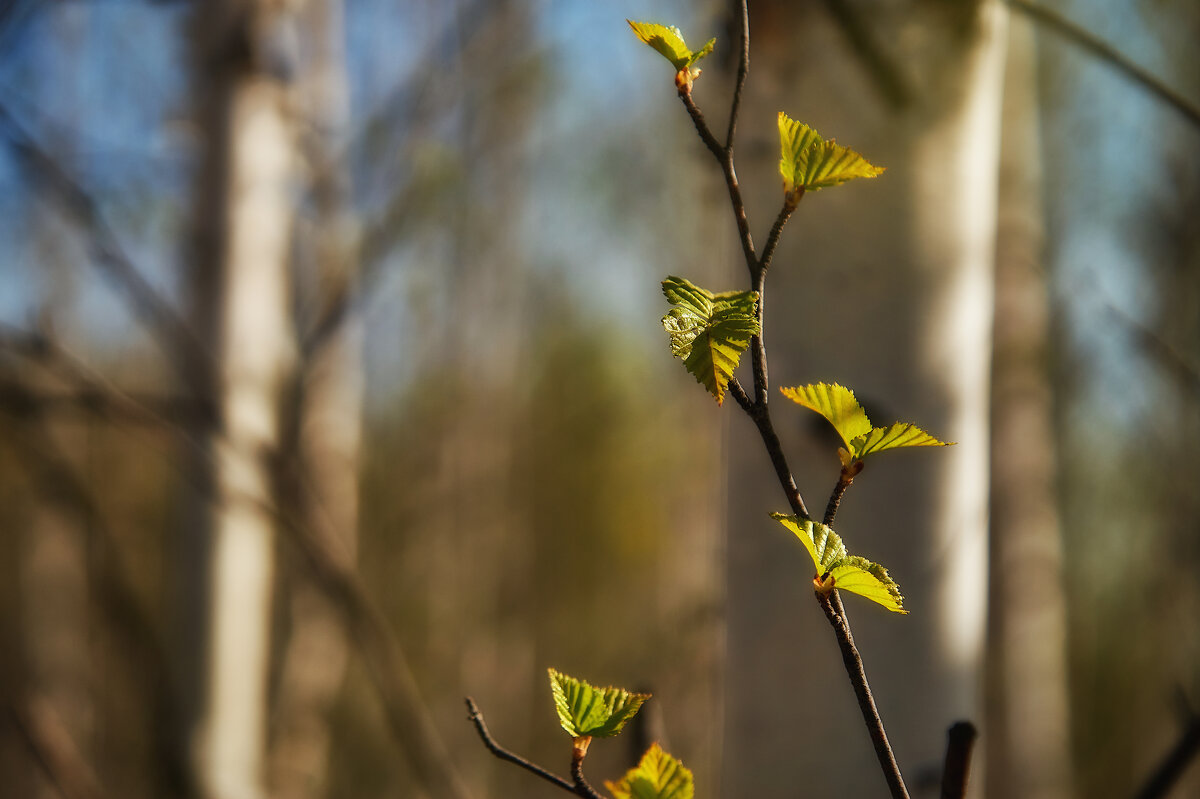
<box><xmin>0</xmin><ymin>1</ymin><xmax>1198</xmax><ymax>798</ymax></box>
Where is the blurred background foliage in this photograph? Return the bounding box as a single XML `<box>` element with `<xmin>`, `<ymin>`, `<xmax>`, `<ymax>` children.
<box><xmin>0</xmin><ymin>1</ymin><xmax>1197</xmax><ymax>798</ymax></box>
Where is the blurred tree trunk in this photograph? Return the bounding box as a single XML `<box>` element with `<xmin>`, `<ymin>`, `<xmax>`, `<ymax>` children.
<box><xmin>185</xmin><ymin>3</ymin><xmax>299</xmax><ymax>799</ymax></box>
<box><xmin>721</xmin><ymin>0</ymin><xmax>1007</xmax><ymax>795</ymax></box>
<box><xmin>985</xmin><ymin>11</ymin><xmax>1073</xmax><ymax>799</ymax></box>
<box><xmin>268</xmin><ymin>1</ymin><xmax>362</xmax><ymax>796</ymax></box>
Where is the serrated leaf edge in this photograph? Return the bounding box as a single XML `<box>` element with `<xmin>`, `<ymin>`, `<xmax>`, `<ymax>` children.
<box><xmin>548</xmin><ymin>668</ymin><xmax>651</xmax><ymax>739</ymax></box>
<box><xmin>769</xmin><ymin>514</ymin><xmax>906</xmax><ymax>613</ymax></box>
<box><xmin>777</xmin><ymin>111</ymin><xmax>884</xmax><ymax>198</ymax></box>
<box><xmin>605</xmin><ymin>743</ymin><xmax>695</xmax><ymax>799</ymax></box>
<box><xmin>662</xmin><ymin>276</ymin><xmax>759</xmax><ymax>405</ymax></box>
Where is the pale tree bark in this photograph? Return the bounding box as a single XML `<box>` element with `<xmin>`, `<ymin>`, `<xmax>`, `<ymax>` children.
<box><xmin>187</xmin><ymin>4</ymin><xmax>300</xmax><ymax>799</ymax></box>
<box><xmin>268</xmin><ymin>1</ymin><xmax>362</xmax><ymax>796</ymax></box>
<box><xmin>720</xmin><ymin>1</ymin><xmax>1007</xmax><ymax>794</ymax></box>
<box><xmin>985</xmin><ymin>11</ymin><xmax>1073</xmax><ymax>799</ymax></box>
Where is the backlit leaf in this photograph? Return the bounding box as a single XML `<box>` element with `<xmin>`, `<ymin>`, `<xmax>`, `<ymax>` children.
<box><xmin>851</xmin><ymin>421</ymin><xmax>949</xmax><ymax>459</ymax></box>
<box><xmin>780</xmin><ymin>382</ymin><xmax>951</xmax><ymax>465</ymax></box>
<box><xmin>662</xmin><ymin>276</ymin><xmax>759</xmax><ymax>405</ymax></box>
<box><xmin>627</xmin><ymin>20</ymin><xmax>715</xmax><ymax>73</ymax></box>
<box><xmin>770</xmin><ymin>514</ymin><xmax>906</xmax><ymax>613</ymax></box>
<box><xmin>828</xmin><ymin>556</ymin><xmax>906</xmax><ymax>614</ymax></box>
<box><xmin>778</xmin><ymin>112</ymin><xmax>884</xmax><ymax>199</ymax></box>
<box><xmin>548</xmin><ymin>668</ymin><xmax>650</xmax><ymax>739</ymax></box>
<box><xmin>606</xmin><ymin>743</ymin><xmax>695</xmax><ymax>799</ymax></box>
<box><xmin>779</xmin><ymin>383</ymin><xmax>871</xmax><ymax>451</ymax></box>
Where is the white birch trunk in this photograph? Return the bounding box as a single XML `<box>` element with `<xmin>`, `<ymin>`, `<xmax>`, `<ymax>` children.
<box><xmin>192</xmin><ymin>6</ymin><xmax>298</xmax><ymax>799</ymax></box>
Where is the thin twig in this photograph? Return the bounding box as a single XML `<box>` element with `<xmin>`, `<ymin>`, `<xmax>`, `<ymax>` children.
<box><xmin>728</xmin><ymin>376</ymin><xmax>753</xmax><ymax>411</ymax></box>
<box><xmin>819</xmin><ymin>592</ymin><xmax>910</xmax><ymax>799</ymax></box>
<box><xmin>679</xmin><ymin>92</ymin><xmax>758</xmax><ymax>280</ymax></box>
<box><xmin>744</xmin><ymin>402</ymin><xmax>809</xmax><ymax>520</ymax></box>
<box><xmin>759</xmin><ymin>201</ymin><xmax>797</xmax><ymax>278</ymax></box>
<box><xmin>465</xmin><ymin>698</ymin><xmax>577</xmax><ymax>794</ymax></box>
<box><xmin>823</xmin><ymin>473</ymin><xmax>854</xmax><ymax>525</ymax></box>
<box><xmin>725</xmin><ymin>0</ymin><xmax>750</xmax><ymax>150</ymax></box>
<box><xmin>940</xmin><ymin>721</ymin><xmax>978</xmax><ymax>799</ymax></box>
<box><xmin>679</xmin><ymin>6</ymin><xmax>906</xmax><ymax>794</ymax></box>
<box><xmin>1008</xmin><ymin>0</ymin><xmax>1200</xmax><ymax>129</ymax></box>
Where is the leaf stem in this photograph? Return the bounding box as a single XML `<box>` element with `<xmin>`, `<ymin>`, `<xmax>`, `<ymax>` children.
<box><xmin>818</xmin><ymin>593</ymin><xmax>911</xmax><ymax>799</ymax></box>
<box><xmin>569</xmin><ymin>743</ymin><xmax>605</xmax><ymax>799</ymax></box>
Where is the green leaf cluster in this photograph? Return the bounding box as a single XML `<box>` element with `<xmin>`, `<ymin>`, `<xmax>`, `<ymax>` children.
<box><xmin>549</xmin><ymin>668</ymin><xmax>650</xmax><ymax>739</ymax></box>
<box><xmin>627</xmin><ymin>20</ymin><xmax>715</xmax><ymax>91</ymax></box>
<box><xmin>606</xmin><ymin>743</ymin><xmax>694</xmax><ymax>799</ymax></box>
<box><xmin>771</xmin><ymin>514</ymin><xmax>906</xmax><ymax>613</ymax></box>
<box><xmin>777</xmin><ymin>112</ymin><xmax>884</xmax><ymax>204</ymax></box>
<box><xmin>780</xmin><ymin>382</ymin><xmax>950</xmax><ymax>470</ymax></box>
<box><xmin>662</xmin><ymin>276</ymin><xmax>759</xmax><ymax>405</ymax></box>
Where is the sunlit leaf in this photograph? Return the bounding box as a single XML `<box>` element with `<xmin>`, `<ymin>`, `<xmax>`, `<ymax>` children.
<box><xmin>827</xmin><ymin>556</ymin><xmax>905</xmax><ymax>614</ymax></box>
<box><xmin>779</xmin><ymin>383</ymin><xmax>871</xmax><ymax>452</ymax></box>
<box><xmin>606</xmin><ymin>743</ymin><xmax>695</xmax><ymax>799</ymax></box>
<box><xmin>770</xmin><ymin>514</ymin><xmax>906</xmax><ymax>613</ymax></box>
<box><xmin>662</xmin><ymin>276</ymin><xmax>759</xmax><ymax>405</ymax></box>
<box><xmin>627</xmin><ymin>20</ymin><xmax>715</xmax><ymax>72</ymax></box>
<box><xmin>780</xmin><ymin>382</ymin><xmax>951</xmax><ymax>465</ymax></box>
<box><xmin>778</xmin><ymin>112</ymin><xmax>884</xmax><ymax>200</ymax></box>
<box><xmin>548</xmin><ymin>668</ymin><xmax>650</xmax><ymax>739</ymax></box>
<box><xmin>851</xmin><ymin>421</ymin><xmax>949</xmax><ymax>459</ymax></box>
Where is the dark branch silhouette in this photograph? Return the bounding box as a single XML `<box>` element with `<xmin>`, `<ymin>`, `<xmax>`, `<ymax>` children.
<box><xmin>1008</xmin><ymin>0</ymin><xmax>1200</xmax><ymax>129</ymax></box>
<box><xmin>940</xmin><ymin>721</ymin><xmax>978</xmax><ymax>799</ymax></box>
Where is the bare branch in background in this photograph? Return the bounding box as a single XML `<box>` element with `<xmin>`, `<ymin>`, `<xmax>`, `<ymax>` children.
<box><xmin>1008</xmin><ymin>0</ymin><xmax>1200</xmax><ymax>129</ymax></box>
<box><xmin>1132</xmin><ymin>694</ymin><xmax>1200</xmax><ymax>799</ymax></box>
<box><xmin>0</xmin><ymin>323</ymin><xmax>215</xmax><ymax>427</ymax></box>
<box><xmin>819</xmin><ymin>0</ymin><xmax>912</xmax><ymax>109</ymax></box>
<box><xmin>10</xmin><ymin>699</ymin><xmax>109</xmax><ymax>799</ymax></box>
<box><xmin>1</xmin><ymin>390</ymin><xmax>189</xmax><ymax>798</ymax></box>
<box><xmin>0</xmin><ymin>101</ymin><xmax>213</xmax><ymax>395</ymax></box>
<box><xmin>1102</xmin><ymin>301</ymin><xmax>1200</xmax><ymax>401</ymax></box>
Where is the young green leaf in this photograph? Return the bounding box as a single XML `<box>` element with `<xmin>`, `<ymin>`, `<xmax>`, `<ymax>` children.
<box><xmin>779</xmin><ymin>383</ymin><xmax>871</xmax><ymax>452</ymax></box>
<box><xmin>853</xmin><ymin>421</ymin><xmax>948</xmax><ymax>458</ymax></box>
<box><xmin>548</xmin><ymin>668</ymin><xmax>650</xmax><ymax>739</ymax></box>
<box><xmin>662</xmin><ymin>276</ymin><xmax>759</xmax><ymax>405</ymax></box>
<box><xmin>606</xmin><ymin>743</ymin><xmax>695</xmax><ymax>799</ymax></box>
<box><xmin>627</xmin><ymin>20</ymin><xmax>715</xmax><ymax>92</ymax></box>
<box><xmin>771</xmin><ymin>514</ymin><xmax>906</xmax><ymax>613</ymax></box>
<box><xmin>778</xmin><ymin>112</ymin><xmax>884</xmax><ymax>203</ymax></box>
<box><xmin>780</xmin><ymin>382</ymin><xmax>950</xmax><ymax>467</ymax></box>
